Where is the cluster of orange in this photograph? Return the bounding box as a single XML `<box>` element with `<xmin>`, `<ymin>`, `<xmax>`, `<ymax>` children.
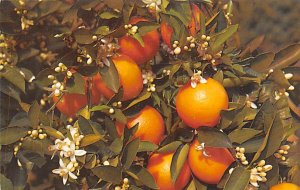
<box><xmin>51</xmin><ymin>4</ymin><xmax>296</xmax><ymax>190</ymax></box>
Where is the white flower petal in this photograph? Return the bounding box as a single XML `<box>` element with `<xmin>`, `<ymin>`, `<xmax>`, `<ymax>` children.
<box><xmin>250</xmin><ymin>181</ymin><xmax>259</xmax><ymax>187</ymax></box>
<box><xmin>68</xmin><ymin>172</ymin><xmax>78</xmax><ymax>180</ymax></box>
<box><xmin>52</xmin><ymin>169</ymin><xmax>61</xmax><ymax>174</ymax></box>
<box><xmin>75</xmin><ymin>149</ymin><xmax>87</xmax><ymax>156</ymax></box>
<box><xmin>59</xmin><ymin>159</ymin><xmax>66</xmax><ymax>168</ymax></box>
<box><xmin>62</xmin><ymin>175</ymin><xmax>68</xmax><ymax>185</ymax></box>
<box><xmin>191</xmin><ymin>81</ymin><xmax>197</xmax><ymax>88</ymax></box>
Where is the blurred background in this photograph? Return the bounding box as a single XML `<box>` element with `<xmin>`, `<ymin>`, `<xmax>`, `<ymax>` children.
<box><xmin>232</xmin><ymin>0</ymin><xmax>300</xmax><ymax>52</ymax></box>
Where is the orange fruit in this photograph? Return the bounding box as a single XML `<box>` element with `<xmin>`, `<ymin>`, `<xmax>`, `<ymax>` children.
<box><xmin>119</xmin><ymin>17</ymin><xmax>160</xmax><ymax>64</ymax></box>
<box><xmin>147</xmin><ymin>152</ymin><xmax>191</xmax><ymax>190</ymax></box>
<box><xmin>188</xmin><ymin>139</ymin><xmax>235</xmax><ymax>184</ymax></box>
<box><xmin>270</xmin><ymin>183</ymin><xmax>300</xmax><ymax>190</ymax></box>
<box><xmin>116</xmin><ymin>106</ymin><xmax>165</xmax><ymax>145</ymax></box>
<box><xmin>161</xmin><ymin>3</ymin><xmax>201</xmax><ymax>48</ymax></box>
<box><xmin>53</xmin><ymin>75</ymin><xmax>101</xmax><ymax>117</ymax></box>
<box><xmin>175</xmin><ymin>78</ymin><xmax>228</xmax><ymax>128</ymax></box>
<box><xmin>94</xmin><ymin>54</ymin><xmax>143</xmax><ymax>101</ymax></box>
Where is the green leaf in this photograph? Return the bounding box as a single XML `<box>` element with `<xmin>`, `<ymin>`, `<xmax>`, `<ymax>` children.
<box><xmin>104</xmin><ymin>116</ymin><xmax>119</xmax><ymax>139</ymax></box>
<box><xmin>74</xmin><ymin>28</ymin><xmax>94</xmax><ymax>44</ymax></box>
<box><xmin>22</xmin><ymin>138</ymin><xmax>52</xmax><ymax>156</ymax></box>
<box><xmin>167</xmin><ymin>1</ymin><xmax>192</xmax><ymax>25</ymax></box>
<box><xmin>136</xmin><ymin>22</ymin><xmax>160</xmax><ymax>36</ymax></box>
<box><xmin>110</xmin><ymin>138</ymin><xmax>123</xmax><ymax>154</ymax></box>
<box><xmin>99</xmin><ymin>60</ymin><xmax>120</xmax><ymax>93</ymax></box>
<box><xmin>90</xmin><ymin>105</ymin><xmax>111</xmax><ymax>112</ymax></box>
<box><xmin>66</xmin><ymin>72</ymin><xmax>85</xmax><ymax>94</ymax></box>
<box><xmin>0</xmin><ymin>66</ymin><xmax>25</xmax><ymax>93</ymax></box>
<box><xmin>92</xmin><ymin>165</ymin><xmax>122</xmax><ymax>184</ymax></box>
<box><xmin>132</xmin><ymin>33</ymin><xmax>144</xmax><ymax>47</ymax></box>
<box><xmin>0</xmin><ymin>127</ymin><xmax>28</xmax><ymax>145</ymax></box>
<box><xmin>157</xmin><ymin>141</ymin><xmax>182</xmax><ymax>153</ymax></box>
<box><xmin>128</xmin><ymin>165</ymin><xmax>159</xmax><ymax>189</ymax></box>
<box><xmin>240</xmin><ymin>137</ymin><xmax>264</xmax><ymax>153</ymax></box>
<box><xmin>103</xmin><ymin>0</ymin><xmax>123</xmax><ymax>10</ymax></box>
<box><xmin>80</xmin><ymin>134</ymin><xmax>103</xmax><ymax>147</ymax></box>
<box><xmin>228</xmin><ymin>128</ymin><xmax>262</xmax><ymax>144</ymax></box>
<box><xmin>62</xmin><ymin>7</ymin><xmax>78</xmax><ymax>24</ymax></box>
<box><xmin>123</xmin><ymin>0</ymin><xmax>136</xmax><ymax>23</ymax></box>
<box><xmin>251</xmin><ymin>114</ymin><xmax>284</xmax><ymax>164</ymax></box>
<box><xmin>40</xmin><ymin>126</ymin><xmax>64</xmax><ymax>139</ymax></box>
<box><xmin>0</xmin><ymin>79</ymin><xmax>21</xmax><ymax>102</ymax></box>
<box><xmin>250</xmin><ymin>52</ymin><xmax>275</xmax><ymax>72</ymax></box>
<box><xmin>99</xmin><ymin>11</ymin><xmax>120</xmax><ymax>19</ymax></box>
<box><xmin>0</xmin><ymin>174</ymin><xmax>13</xmax><ymax>190</ymax></box>
<box><xmin>28</xmin><ymin>101</ymin><xmax>41</xmax><ymax>128</ymax></box>
<box><xmin>170</xmin><ymin>144</ymin><xmax>189</xmax><ymax>182</ymax></box>
<box><xmin>269</xmin><ymin>69</ymin><xmax>291</xmax><ymax>89</ymax></box>
<box><xmin>197</xmin><ymin>127</ymin><xmax>232</xmax><ymax>148</ymax></box>
<box><xmin>138</xmin><ymin>141</ymin><xmax>158</xmax><ymax>152</ymax></box>
<box><xmin>223</xmin><ymin>166</ymin><xmax>250</xmax><ymax>190</ymax></box>
<box><xmin>210</xmin><ymin>24</ymin><xmax>239</xmax><ymax>51</ymax></box>
<box><xmin>95</xmin><ymin>26</ymin><xmax>110</xmax><ymax>35</ymax></box>
<box><xmin>124</xmin><ymin>91</ymin><xmax>151</xmax><ymax>110</ymax></box>
<box><xmin>111</xmin><ymin>109</ymin><xmax>127</xmax><ymax>124</ymax></box>
<box><xmin>270</xmin><ymin>43</ymin><xmax>300</xmax><ymax>70</ymax></box>
<box><xmin>122</xmin><ymin>138</ymin><xmax>140</xmax><ymax>169</ymax></box>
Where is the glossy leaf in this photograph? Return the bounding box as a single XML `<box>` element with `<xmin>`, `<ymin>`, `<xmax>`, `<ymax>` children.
<box><xmin>170</xmin><ymin>144</ymin><xmax>189</xmax><ymax>182</ymax></box>
<box><xmin>210</xmin><ymin>24</ymin><xmax>238</xmax><ymax>51</ymax></box>
<box><xmin>0</xmin><ymin>127</ymin><xmax>28</xmax><ymax>145</ymax></box>
<box><xmin>73</xmin><ymin>28</ymin><xmax>94</xmax><ymax>44</ymax></box>
<box><xmin>0</xmin><ymin>66</ymin><xmax>25</xmax><ymax>93</ymax></box>
<box><xmin>138</xmin><ymin>141</ymin><xmax>158</xmax><ymax>152</ymax></box>
<box><xmin>250</xmin><ymin>52</ymin><xmax>275</xmax><ymax>72</ymax></box>
<box><xmin>270</xmin><ymin>43</ymin><xmax>300</xmax><ymax>70</ymax></box>
<box><xmin>99</xmin><ymin>60</ymin><xmax>120</xmax><ymax>93</ymax></box>
<box><xmin>228</xmin><ymin>128</ymin><xmax>262</xmax><ymax>144</ymax></box>
<box><xmin>40</xmin><ymin>126</ymin><xmax>64</xmax><ymax>139</ymax></box>
<box><xmin>197</xmin><ymin>127</ymin><xmax>232</xmax><ymax>148</ymax></box>
<box><xmin>157</xmin><ymin>141</ymin><xmax>182</xmax><ymax>153</ymax></box>
<box><xmin>28</xmin><ymin>101</ymin><xmax>41</xmax><ymax>128</ymax></box>
<box><xmin>0</xmin><ymin>174</ymin><xmax>13</xmax><ymax>190</ymax></box>
<box><xmin>80</xmin><ymin>134</ymin><xmax>103</xmax><ymax>147</ymax></box>
<box><xmin>223</xmin><ymin>166</ymin><xmax>250</xmax><ymax>190</ymax></box>
<box><xmin>124</xmin><ymin>91</ymin><xmax>151</xmax><ymax>110</ymax></box>
<box><xmin>121</xmin><ymin>138</ymin><xmax>140</xmax><ymax>169</ymax></box>
<box><xmin>128</xmin><ymin>165</ymin><xmax>159</xmax><ymax>189</ymax></box>
<box><xmin>92</xmin><ymin>165</ymin><xmax>122</xmax><ymax>184</ymax></box>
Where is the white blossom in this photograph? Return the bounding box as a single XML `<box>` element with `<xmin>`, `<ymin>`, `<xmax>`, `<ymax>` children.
<box><xmin>142</xmin><ymin>0</ymin><xmax>161</xmax><ymax>11</ymax></box>
<box><xmin>52</xmin><ymin>159</ymin><xmax>78</xmax><ymax>185</ymax></box>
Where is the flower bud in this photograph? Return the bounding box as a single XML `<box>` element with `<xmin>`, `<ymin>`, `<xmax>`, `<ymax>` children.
<box><xmin>257</xmin><ymin>160</ymin><xmax>265</xmax><ymax>167</ymax></box>
<box><xmin>284</xmin><ymin>73</ymin><xmax>293</xmax><ymax>79</ymax></box>
<box><xmin>174</xmin><ymin>47</ymin><xmax>181</xmax><ymax>55</ymax></box>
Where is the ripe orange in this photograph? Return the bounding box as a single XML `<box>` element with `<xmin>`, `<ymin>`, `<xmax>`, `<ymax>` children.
<box><xmin>119</xmin><ymin>17</ymin><xmax>160</xmax><ymax>64</ymax></box>
<box><xmin>53</xmin><ymin>76</ymin><xmax>101</xmax><ymax>117</ymax></box>
<box><xmin>93</xmin><ymin>54</ymin><xmax>143</xmax><ymax>101</ymax></box>
<box><xmin>188</xmin><ymin>139</ymin><xmax>235</xmax><ymax>184</ymax></box>
<box><xmin>175</xmin><ymin>78</ymin><xmax>228</xmax><ymax>128</ymax></box>
<box><xmin>161</xmin><ymin>3</ymin><xmax>201</xmax><ymax>48</ymax></box>
<box><xmin>270</xmin><ymin>183</ymin><xmax>300</xmax><ymax>190</ymax></box>
<box><xmin>115</xmin><ymin>106</ymin><xmax>165</xmax><ymax>145</ymax></box>
<box><xmin>147</xmin><ymin>152</ymin><xmax>191</xmax><ymax>190</ymax></box>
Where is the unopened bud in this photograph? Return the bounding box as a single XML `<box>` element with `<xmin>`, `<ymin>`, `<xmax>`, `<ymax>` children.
<box><xmin>288</xmin><ymin>85</ymin><xmax>295</xmax><ymax>91</ymax></box>
<box><xmin>257</xmin><ymin>160</ymin><xmax>265</xmax><ymax>167</ymax></box>
<box><xmin>280</xmin><ymin>145</ymin><xmax>290</xmax><ymax>151</ymax></box>
<box><xmin>174</xmin><ymin>47</ymin><xmax>181</xmax><ymax>55</ymax></box>
<box><xmin>284</xmin><ymin>73</ymin><xmax>293</xmax><ymax>79</ymax></box>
